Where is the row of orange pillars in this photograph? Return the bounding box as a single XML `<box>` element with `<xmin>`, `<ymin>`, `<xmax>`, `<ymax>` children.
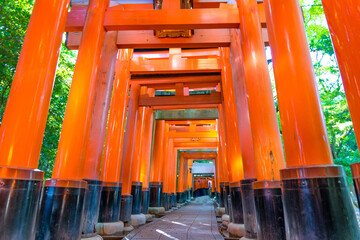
<box><xmin>1</xmin><ymin>0</ymin><xmax>360</xmax><ymax>240</ymax></box>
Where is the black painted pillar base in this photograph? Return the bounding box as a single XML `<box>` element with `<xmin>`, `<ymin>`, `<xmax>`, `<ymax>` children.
<box><xmin>168</xmin><ymin>193</ymin><xmax>172</xmax><ymax>208</ymax></box>
<box><xmin>81</xmin><ymin>179</ymin><xmax>103</xmax><ymax>238</ymax></box>
<box><xmin>141</xmin><ymin>188</ymin><xmax>150</xmax><ymax>214</ymax></box>
<box><xmin>177</xmin><ymin>191</ymin><xmax>184</xmax><ymax>203</ymax></box>
<box><xmin>230</xmin><ymin>182</ymin><xmax>243</xmax><ymax>224</ymax></box>
<box><xmin>224</xmin><ymin>183</ymin><xmax>230</xmax><ymax>214</ymax></box>
<box><xmin>281</xmin><ymin>165</ymin><xmax>360</xmax><ymax>240</ymax></box>
<box><xmin>228</xmin><ymin>194</ymin><xmax>232</xmax><ymax>221</ymax></box>
<box><xmin>172</xmin><ymin>193</ymin><xmax>177</xmax><ymax>207</ymax></box>
<box><xmin>120</xmin><ymin>195</ymin><xmax>133</xmax><ymax>223</ymax></box>
<box><xmin>131</xmin><ymin>181</ymin><xmax>142</xmax><ymax>214</ymax></box>
<box><xmin>350</xmin><ymin>162</ymin><xmax>360</xmax><ymax>206</ymax></box>
<box><xmin>254</xmin><ymin>180</ymin><xmax>285</xmax><ymax>240</ymax></box>
<box><xmin>0</xmin><ymin>167</ymin><xmax>43</xmax><ymax>240</ymax></box>
<box><xmin>162</xmin><ymin>192</ymin><xmax>169</xmax><ymax>210</ymax></box>
<box><xmin>219</xmin><ymin>182</ymin><xmax>226</xmax><ymax>207</ymax></box>
<box><xmin>36</xmin><ymin>179</ymin><xmax>86</xmax><ymax>240</ymax></box>
<box><xmin>240</xmin><ymin>178</ymin><xmax>257</xmax><ymax>239</ymax></box>
<box><xmin>184</xmin><ymin>190</ymin><xmax>189</xmax><ymax>201</ymax></box>
<box><xmin>149</xmin><ymin>182</ymin><xmax>163</xmax><ymax>207</ymax></box>
<box><xmin>98</xmin><ymin>182</ymin><xmax>122</xmax><ymax>223</ymax></box>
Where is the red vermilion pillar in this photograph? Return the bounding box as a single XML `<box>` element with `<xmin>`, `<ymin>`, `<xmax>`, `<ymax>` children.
<box><xmin>0</xmin><ymin>0</ymin><xmax>70</xmax><ymax>239</ymax></box>
<box><xmin>182</xmin><ymin>157</ymin><xmax>189</xmax><ymax>202</ymax></box>
<box><xmin>214</xmin><ymin>153</ymin><xmax>221</xmax><ymax>202</ymax></box>
<box><xmin>320</xmin><ymin>0</ymin><xmax>360</xmax><ymax>206</ymax></box>
<box><xmin>217</xmin><ymin>116</ymin><xmax>229</xmax><ymax>210</ymax></box>
<box><xmin>228</xmin><ymin>31</ymin><xmax>257</xmax><ymax>182</ymax></box>
<box><xmin>149</xmin><ymin>120</ymin><xmax>166</xmax><ymax>208</ymax></box>
<box><xmin>177</xmin><ymin>152</ymin><xmax>186</xmax><ymax>203</ymax></box>
<box><xmin>119</xmin><ymin>83</ymin><xmax>140</xmax><ymax>223</ymax></box>
<box><xmin>98</xmin><ymin>49</ymin><xmax>133</xmax><ymax>225</ymax></box>
<box><xmin>235</xmin><ymin>0</ymin><xmax>287</xmax><ymax>237</ymax></box>
<box><xmin>83</xmin><ymin>31</ymin><xmax>118</xmax><ymax>181</ymax></box>
<box><xmin>81</xmin><ymin>31</ymin><xmax>118</xmax><ymax>237</ymax></box>
<box><xmin>139</xmin><ymin>89</ymin><xmax>155</xmax><ymax>214</ymax></box>
<box><xmin>130</xmin><ymin>86</ymin><xmax>148</xmax><ymax>215</ymax></box>
<box><xmin>187</xmin><ymin>159</ymin><xmax>193</xmax><ymax>198</ymax></box>
<box><xmin>37</xmin><ymin>1</ymin><xmax>110</xmax><ymax>239</ymax></box>
<box><xmin>218</xmin><ymin>105</ymin><xmax>232</xmax><ymax>214</ymax></box>
<box><xmin>170</xmin><ymin>148</ymin><xmax>178</xmax><ymax>207</ymax></box>
<box><xmin>220</xmin><ymin>47</ymin><xmax>253</xmax><ymax>225</ymax></box>
<box><xmin>162</xmin><ymin>135</ymin><xmax>173</xmax><ymax>210</ymax></box>
<box><xmin>264</xmin><ymin>0</ymin><xmax>359</xmax><ymax>238</ymax></box>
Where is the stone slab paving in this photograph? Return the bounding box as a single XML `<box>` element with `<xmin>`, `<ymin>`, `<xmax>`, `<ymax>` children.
<box><xmin>124</xmin><ymin>196</ymin><xmax>223</xmax><ymax>240</ymax></box>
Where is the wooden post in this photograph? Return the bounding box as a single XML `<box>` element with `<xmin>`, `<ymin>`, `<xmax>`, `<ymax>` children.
<box><xmin>81</xmin><ymin>31</ymin><xmax>118</xmax><ymax>237</ymax></box>
<box><xmin>149</xmin><ymin>120</ymin><xmax>166</xmax><ymax>208</ymax></box>
<box><xmin>264</xmin><ymin>0</ymin><xmax>359</xmax><ymax>238</ymax></box>
<box><xmin>0</xmin><ymin>0</ymin><xmax>70</xmax><ymax>238</ymax></box>
<box><xmin>119</xmin><ymin>83</ymin><xmax>140</xmax><ymax>223</ymax></box>
<box><xmin>37</xmin><ymin>1</ymin><xmax>110</xmax><ymax>239</ymax></box>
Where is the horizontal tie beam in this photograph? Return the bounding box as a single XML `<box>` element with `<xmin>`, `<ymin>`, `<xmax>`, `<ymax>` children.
<box><xmin>138</xmin><ymin>91</ymin><xmax>222</xmax><ymax>108</ymax></box>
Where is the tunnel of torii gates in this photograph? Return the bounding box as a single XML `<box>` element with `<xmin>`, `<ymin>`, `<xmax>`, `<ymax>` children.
<box><xmin>0</xmin><ymin>0</ymin><xmax>360</xmax><ymax>239</ymax></box>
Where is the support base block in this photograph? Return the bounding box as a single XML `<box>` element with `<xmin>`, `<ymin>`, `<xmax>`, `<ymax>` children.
<box><xmin>145</xmin><ymin>214</ymin><xmax>154</xmax><ymax>222</ymax></box>
<box><xmin>228</xmin><ymin>223</ymin><xmax>246</xmax><ymax>238</ymax></box>
<box><xmin>96</xmin><ymin>221</ymin><xmax>124</xmax><ymax>236</ymax></box>
<box><xmin>123</xmin><ymin>223</ymin><xmax>134</xmax><ymax>233</ymax></box>
<box><xmin>81</xmin><ymin>235</ymin><xmax>103</xmax><ymax>240</ymax></box>
<box><xmin>148</xmin><ymin>207</ymin><xmax>165</xmax><ymax>215</ymax></box>
<box><xmin>216</xmin><ymin>207</ymin><xmax>226</xmax><ymax>216</ymax></box>
<box><xmin>130</xmin><ymin>214</ymin><xmax>146</xmax><ymax>227</ymax></box>
<box><xmin>222</xmin><ymin>214</ymin><xmax>230</xmax><ymax>228</ymax></box>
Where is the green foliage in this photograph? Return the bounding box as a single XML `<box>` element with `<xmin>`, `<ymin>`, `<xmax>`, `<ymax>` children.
<box><xmin>0</xmin><ymin>0</ymin><xmax>77</xmax><ymax>178</ymax></box>
<box><xmin>0</xmin><ymin>0</ymin><xmax>34</xmax><ymax>115</ymax></box>
<box><xmin>38</xmin><ymin>46</ymin><xmax>76</xmax><ymax>179</ymax></box>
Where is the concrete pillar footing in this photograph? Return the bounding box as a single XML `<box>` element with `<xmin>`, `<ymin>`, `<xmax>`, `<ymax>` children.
<box><xmin>131</xmin><ymin>214</ymin><xmax>146</xmax><ymax>227</ymax></box>
<box><xmin>145</xmin><ymin>214</ymin><xmax>154</xmax><ymax>222</ymax></box>
<box><xmin>216</xmin><ymin>207</ymin><xmax>226</xmax><ymax>216</ymax></box>
<box><xmin>96</xmin><ymin>221</ymin><xmax>124</xmax><ymax>236</ymax></box>
<box><xmin>123</xmin><ymin>223</ymin><xmax>134</xmax><ymax>232</ymax></box>
<box><xmin>148</xmin><ymin>207</ymin><xmax>165</xmax><ymax>215</ymax></box>
<box><xmin>228</xmin><ymin>223</ymin><xmax>246</xmax><ymax>238</ymax></box>
<box><xmin>81</xmin><ymin>235</ymin><xmax>103</xmax><ymax>240</ymax></box>
<box><xmin>222</xmin><ymin>214</ymin><xmax>230</xmax><ymax>228</ymax></box>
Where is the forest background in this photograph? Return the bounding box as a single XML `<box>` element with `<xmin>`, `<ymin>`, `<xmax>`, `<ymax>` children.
<box><xmin>1</xmin><ymin>0</ymin><xmax>358</xmax><ymax>183</ymax></box>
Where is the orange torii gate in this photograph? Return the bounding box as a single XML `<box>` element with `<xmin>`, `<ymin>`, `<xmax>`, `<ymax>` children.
<box><xmin>0</xmin><ymin>0</ymin><xmax>359</xmax><ymax>240</ymax></box>
<box><xmin>181</xmin><ymin>151</ymin><xmax>217</xmax><ymax>198</ymax></box>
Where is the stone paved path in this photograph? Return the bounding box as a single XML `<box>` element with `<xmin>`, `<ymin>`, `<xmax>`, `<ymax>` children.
<box><xmin>124</xmin><ymin>196</ymin><xmax>223</xmax><ymax>240</ymax></box>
